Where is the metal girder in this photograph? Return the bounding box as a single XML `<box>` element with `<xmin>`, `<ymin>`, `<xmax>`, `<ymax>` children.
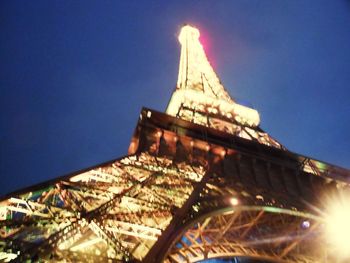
<box><xmin>105</xmin><ymin>220</ymin><xmax>161</xmax><ymax>241</ymax></box>
<box><xmin>176</xmin><ymin>105</ymin><xmax>283</xmax><ymax>150</ymax></box>
<box><xmin>163</xmin><ymin>207</ymin><xmax>324</xmax><ymax>263</ymax></box>
<box><xmin>0</xmin><ymin>153</ymin><xmax>205</xmax><ymax>262</ymax></box>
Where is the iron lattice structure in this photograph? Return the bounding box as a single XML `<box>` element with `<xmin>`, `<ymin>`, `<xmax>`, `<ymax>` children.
<box><xmin>1</xmin><ymin>25</ymin><xmax>350</xmax><ymax>263</ymax></box>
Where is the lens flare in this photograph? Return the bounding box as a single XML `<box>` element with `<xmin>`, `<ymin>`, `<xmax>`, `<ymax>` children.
<box><xmin>230</xmin><ymin>197</ymin><xmax>239</xmax><ymax>206</ymax></box>
<box><xmin>324</xmin><ymin>191</ymin><xmax>350</xmax><ymax>258</ymax></box>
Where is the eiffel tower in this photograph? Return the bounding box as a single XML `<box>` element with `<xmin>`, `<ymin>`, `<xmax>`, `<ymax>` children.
<box><xmin>1</xmin><ymin>25</ymin><xmax>350</xmax><ymax>263</ymax></box>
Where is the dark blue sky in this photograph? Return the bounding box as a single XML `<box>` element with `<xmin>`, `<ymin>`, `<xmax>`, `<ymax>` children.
<box><xmin>1</xmin><ymin>1</ymin><xmax>350</xmax><ymax>196</ymax></box>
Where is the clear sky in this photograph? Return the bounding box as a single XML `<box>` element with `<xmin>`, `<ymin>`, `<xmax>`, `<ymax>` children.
<box><xmin>1</xmin><ymin>1</ymin><xmax>350</xmax><ymax>196</ymax></box>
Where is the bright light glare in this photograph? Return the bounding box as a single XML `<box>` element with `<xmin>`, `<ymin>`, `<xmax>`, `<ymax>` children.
<box><xmin>230</xmin><ymin>197</ymin><xmax>239</xmax><ymax>206</ymax></box>
<box><xmin>325</xmin><ymin>193</ymin><xmax>350</xmax><ymax>258</ymax></box>
<box><xmin>301</xmin><ymin>220</ymin><xmax>310</xmax><ymax>229</ymax></box>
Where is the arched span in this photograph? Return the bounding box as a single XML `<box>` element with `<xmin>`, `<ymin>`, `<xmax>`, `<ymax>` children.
<box><xmin>162</xmin><ymin>205</ymin><xmax>324</xmax><ymax>263</ymax></box>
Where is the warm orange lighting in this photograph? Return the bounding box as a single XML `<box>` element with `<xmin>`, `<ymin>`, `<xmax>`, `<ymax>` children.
<box><xmin>230</xmin><ymin>197</ymin><xmax>239</xmax><ymax>206</ymax></box>
<box><xmin>220</xmin><ymin>150</ymin><xmax>226</xmax><ymax>157</ymax></box>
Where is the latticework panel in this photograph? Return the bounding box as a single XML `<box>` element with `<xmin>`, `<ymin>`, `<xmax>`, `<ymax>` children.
<box><xmin>165</xmin><ymin>207</ymin><xmax>324</xmax><ymax>263</ymax></box>
<box><xmin>174</xmin><ymin>105</ymin><xmax>283</xmax><ymax>150</ymax></box>
<box><xmin>0</xmin><ymin>153</ymin><xmax>205</xmax><ymax>262</ymax></box>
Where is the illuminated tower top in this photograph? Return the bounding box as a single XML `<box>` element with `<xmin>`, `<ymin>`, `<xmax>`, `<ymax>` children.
<box><xmin>176</xmin><ymin>25</ymin><xmax>233</xmax><ymax>102</ymax></box>
<box><xmin>166</xmin><ymin>25</ymin><xmax>260</xmax><ymax>128</ymax></box>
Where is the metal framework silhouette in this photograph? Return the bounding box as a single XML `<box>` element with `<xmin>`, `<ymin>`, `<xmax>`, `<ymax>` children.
<box><xmin>1</xmin><ymin>25</ymin><xmax>350</xmax><ymax>263</ymax></box>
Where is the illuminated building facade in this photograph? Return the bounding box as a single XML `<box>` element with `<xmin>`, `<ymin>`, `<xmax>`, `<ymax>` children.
<box><xmin>1</xmin><ymin>25</ymin><xmax>350</xmax><ymax>262</ymax></box>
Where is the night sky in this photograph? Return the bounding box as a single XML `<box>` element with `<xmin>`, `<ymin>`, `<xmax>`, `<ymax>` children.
<box><xmin>1</xmin><ymin>1</ymin><xmax>350</xmax><ymax>196</ymax></box>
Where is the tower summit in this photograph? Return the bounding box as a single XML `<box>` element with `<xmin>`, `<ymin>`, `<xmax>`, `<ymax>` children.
<box><xmin>166</xmin><ymin>25</ymin><xmax>283</xmax><ymax>151</ymax></box>
<box><xmin>1</xmin><ymin>25</ymin><xmax>350</xmax><ymax>262</ymax></box>
<box><xmin>167</xmin><ymin>25</ymin><xmax>260</xmax><ymax>127</ymax></box>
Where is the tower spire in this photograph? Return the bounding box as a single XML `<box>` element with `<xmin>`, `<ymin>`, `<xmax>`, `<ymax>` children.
<box><xmin>166</xmin><ymin>25</ymin><xmax>260</xmax><ymax>128</ymax></box>
<box><xmin>176</xmin><ymin>25</ymin><xmax>234</xmax><ymax>102</ymax></box>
